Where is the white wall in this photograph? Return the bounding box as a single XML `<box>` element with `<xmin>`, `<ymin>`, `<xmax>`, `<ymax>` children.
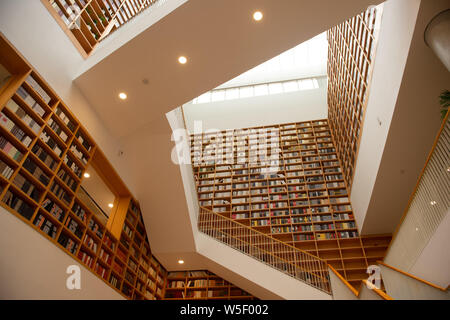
<box><xmin>408</xmin><ymin>210</ymin><xmax>450</xmax><ymax>289</ymax></box>
<box><xmin>329</xmin><ymin>269</ymin><xmax>358</xmax><ymax>300</ymax></box>
<box><xmin>380</xmin><ymin>264</ymin><xmax>449</xmax><ymax>300</ymax></box>
<box><xmin>74</xmin><ymin>0</ymin><xmax>188</xmax><ymax>78</ymax></box>
<box><xmin>0</xmin><ymin>0</ymin><xmax>137</xmax><ymax>196</ymax></box>
<box><xmin>183</xmin><ymin>86</ymin><xmax>327</xmax><ymax>133</ymax></box>
<box><xmin>196</xmin><ymin>232</ymin><xmax>332</xmax><ymax>300</ymax></box>
<box><xmin>351</xmin><ymin>0</ymin><xmax>424</xmax><ymax>234</ymax></box>
<box><xmin>0</xmin><ymin>207</ymin><xmax>124</xmax><ymax>299</ymax></box>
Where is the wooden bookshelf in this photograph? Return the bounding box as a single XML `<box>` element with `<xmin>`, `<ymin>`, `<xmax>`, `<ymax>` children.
<box><xmin>164</xmin><ymin>270</ymin><xmax>255</xmax><ymax>300</ymax></box>
<box><xmin>327</xmin><ymin>6</ymin><xmax>381</xmax><ymax>189</ymax></box>
<box><xmin>190</xmin><ymin>120</ymin><xmax>391</xmax><ymax>289</ymax></box>
<box><xmin>41</xmin><ymin>0</ymin><xmax>160</xmax><ymax>57</ymax></box>
<box><xmin>0</xmin><ymin>32</ymin><xmax>168</xmax><ymax>300</ymax></box>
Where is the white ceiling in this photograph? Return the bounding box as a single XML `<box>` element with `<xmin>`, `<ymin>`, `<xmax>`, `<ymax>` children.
<box><xmin>215</xmin><ymin>32</ymin><xmax>328</xmax><ymax>89</ymax></box>
<box><xmin>97</xmin><ymin>0</ymin><xmax>387</xmax><ymax>273</ymax></box>
<box><xmin>74</xmin><ymin>0</ymin><xmax>384</xmax><ymax>139</ymax></box>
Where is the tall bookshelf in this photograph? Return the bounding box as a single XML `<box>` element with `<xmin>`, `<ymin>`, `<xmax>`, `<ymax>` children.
<box><xmin>0</xmin><ymin>32</ymin><xmax>168</xmax><ymax>300</ymax></box>
<box><xmin>41</xmin><ymin>0</ymin><xmax>159</xmax><ymax>57</ymax></box>
<box><xmin>165</xmin><ymin>270</ymin><xmax>255</xmax><ymax>300</ymax></box>
<box><xmin>190</xmin><ymin>120</ymin><xmax>391</xmax><ymax>289</ymax></box>
<box><xmin>327</xmin><ymin>6</ymin><xmax>382</xmax><ymax>189</ymax></box>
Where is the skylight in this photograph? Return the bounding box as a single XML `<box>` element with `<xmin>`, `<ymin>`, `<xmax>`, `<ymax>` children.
<box><xmin>217</xmin><ymin>32</ymin><xmax>327</xmax><ymax>89</ymax></box>
<box><xmin>192</xmin><ymin>78</ymin><xmax>320</xmax><ymax>104</ymax></box>
<box><xmin>191</xmin><ymin>32</ymin><xmax>327</xmax><ymax>105</ymax></box>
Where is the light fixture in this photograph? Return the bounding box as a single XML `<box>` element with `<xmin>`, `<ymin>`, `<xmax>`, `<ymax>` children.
<box><xmin>118</xmin><ymin>92</ymin><xmax>127</xmax><ymax>100</ymax></box>
<box><xmin>253</xmin><ymin>11</ymin><xmax>263</xmax><ymax>21</ymax></box>
<box><xmin>83</xmin><ymin>172</ymin><xmax>90</xmax><ymax>178</ymax></box>
<box><xmin>447</xmin><ymin>167</ymin><xmax>450</xmax><ymax>172</ymax></box>
<box><xmin>178</xmin><ymin>56</ymin><xmax>187</xmax><ymax>64</ymax></box>
<box><xmin>430</xmin><ymin>200</ymin><xmax>437</xmax><ymax>206</ymax></box>
<box><xmin>178</xmin><ymin>260</ymin><xmax>184</xmax><ymax>264</ymax></box>
<box><xmin>415</xmin><ymin>227</ymin><xmax>419</xmax><ymax>232</ymax></box>
<box><xmin>108</xmin><ymin>203</ymin><xmax>114</xmax><ymax>208</ymax></box>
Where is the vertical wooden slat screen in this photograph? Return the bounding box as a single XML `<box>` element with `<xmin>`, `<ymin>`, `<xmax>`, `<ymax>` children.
<box><xmin>326</xmin><ymin>6</ymin><xmax>382</xmax><ymax>189</ymax></box>
<box><xmin>384</xmin><ymin>114</ymin><xmax>450</xmax><ymax>271</ymax></box>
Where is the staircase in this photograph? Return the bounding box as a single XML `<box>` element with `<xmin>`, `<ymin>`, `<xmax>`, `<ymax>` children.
<box><xmin>198</xmin><ymin>206</ymin><xmax>450</xmax><ymax>300</ymax></box>
<box><xmin>198</xmin><ymin>206</ymin><xmax>332</xmax><ymax>294</ymax></box>
<box><xmin>194</xmin><ymin>114</ymin><xmax>450</xmax><ymax>300</ymax></box>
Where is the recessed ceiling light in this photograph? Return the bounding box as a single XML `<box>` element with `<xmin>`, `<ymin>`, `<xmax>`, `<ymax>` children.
<box><xmin>415</xmin><ymin>227</ymin><xmax>419</xmax><ymax>231</ymax></box>
<box><xmin>83</xmin><ymin>173</ymin><xmax>90</xmax><ymax>178</ymax></box>
<box><xmin>178</xmin><ymin>56</ymin><xmax>187</xmax><ymax>64</ymax></box>
<box><xmin>108</xmin><ymin>203</ymin><xmax>114</xmax><ymax>208</ymax></box>
<box><xmin>430</xmin><ymin>200</ymin><xmax>437</xmax><ymax>206</ymax></box>
<box><xmin>178</xmin><ymin>259</ymin><xmax>184</xmax><ymax>264</ymax></box>
<box><xmin>119</xmin><ymin>92</ymin><xmax>127</xmax><ymax>100</ymax></box>
<box><xmin>253</xmin><ymin>11</ymin><xmax>263</xmax><ymax>21</ymax></box>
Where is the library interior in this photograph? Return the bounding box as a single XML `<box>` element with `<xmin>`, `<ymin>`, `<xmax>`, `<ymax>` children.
<box><xmin>0</xmin><ymin>0</ymin><xmax>448</xmax><ymax>300</ymax></box>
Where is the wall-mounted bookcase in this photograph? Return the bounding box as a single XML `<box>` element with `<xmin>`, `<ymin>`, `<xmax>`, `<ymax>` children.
<box><xmin>41</xmin><ymin>0</ymin><xmax>160</xmax><ymax>57</ymax></box>
<box><xmin>0</xmin><ymin>32</ymin><xmax>169</xmax><ymax>300</ymax></box>
<box><xmin>165</xmin><ymin>271</ymin><xmax>255</xmax><ymax>300</ymax></box>
<box><xmin>327</xmin><ymin>6</ymin><xmax>381</xmax><ymax>189</ymax></box>
<box><xmin>0</xmin><ymin>32</ymin><xmax>261</xmax><ymax>301</ymax></box>
<box><xmin>190</xmin><ymin>120</ymin><xmax>391</xmax><ymax>289</ymax></box>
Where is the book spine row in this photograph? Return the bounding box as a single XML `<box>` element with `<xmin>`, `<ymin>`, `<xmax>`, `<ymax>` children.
<box><xmin>34</xmin><ymin>213</ymin><xmax>58</xmax><ymax>238</ymax></box>
<box><xmin>48</xmin><ymin>118</ymin><xmax>68</xmax><ymax>142</ymax></box>
<box><xmin>0</xmin><ymin>112</ymin><xmax>32</xmax><ymax>147</ymax></box>
<box><xmin>0</xmin><ymin>160</ymin><xmax>14</xmax><ymax>179</ymax></box>
<box><xmin>32</xmin><ymin>144</ymin><xmax>57</xmax><ymax>170</ymax></box>
<box><xmin>78</xmin><ymin>251</ymin><xmax>94</xmax><ymax>268</ymax></box>
<box><xmin>26</xmin><ymin>75</ymin><xmax>51</xmax><ymax>104</ymax></box>
<box><xmin>6</xmin><ymin>100</ymin><xmax>41</xmax><ymax>133</ymax></box>
<box><xmin>40</xmin><ymin>132</ymin><xmax>62</xmax><ymax>157</ymax></box>
<box><xmin>84</xmin><ymin>234</ymin><xmax>98</xmax><ymax>252</ymax></box>
<box><xmin>16</xmin><ymin>86</ymin><xmax>45</xmax><ymax>118</ymax></box>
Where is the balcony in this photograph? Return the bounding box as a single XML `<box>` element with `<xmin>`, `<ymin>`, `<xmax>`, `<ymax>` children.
<box><xmin>41</xmin><ymin>0</ymin><xmax>161</xmax><ymax>57</ymax></box>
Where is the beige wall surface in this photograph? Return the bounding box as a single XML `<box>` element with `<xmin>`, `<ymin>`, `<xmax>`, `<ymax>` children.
<box><xmin>0</xmin><ymin>207</ymin><xmax>124</xmax><ymax>300</ymax></box>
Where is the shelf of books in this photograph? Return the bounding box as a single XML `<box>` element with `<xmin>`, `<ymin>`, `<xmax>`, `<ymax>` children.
<box><xmin>327</xmin><ymin>6</ymin><xmax>381</xmax><ymax>188</ymax></box>
<box><xmin>164</xmin><ymin>271</ymin><xmax>255</xmax><ymax>300</ymax></box>
<box><xmin>190</xmin><ymin>120</ymin><xmax>391</xmax><ymax>289</ymax></box>
<box><xmin>113</xmin><ymin>199</ymin><xmax>168</xmax><ymax>300</ymax></box>
<box><xmin>0</xmin><ymin>33</ymin><xmax>168</xmax><ymax>300</ymax></box>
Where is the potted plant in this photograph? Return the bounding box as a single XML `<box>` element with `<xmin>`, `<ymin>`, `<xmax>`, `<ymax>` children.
<box><xmin>440</xmin><ymin>90</ymin><xmax>449</xmax><ymax>119</ymax></box>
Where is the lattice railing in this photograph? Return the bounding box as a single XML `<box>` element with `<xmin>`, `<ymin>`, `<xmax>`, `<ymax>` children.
<box><xmin>198</xmin><ymin>206</ymin><xmax>332</xmax><ymax>294</ymax></box>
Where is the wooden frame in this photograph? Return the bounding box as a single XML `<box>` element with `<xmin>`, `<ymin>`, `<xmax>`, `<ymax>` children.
<box><xmin>189</xmin><ymin>120</ymin><xmax>391</xmax><ymax>289</ymax></box>
<box><xmin>164</xmin><ymin>270</ymin><xmax>255</xmax><ymax>300</ymax></box>
<box><xmin>327</xmin><ymin>6</ymin><xmax>381</xmax><ymax>189</ymax></box>
<box><xmin>0</xmin><ymin>31</ymin><xmax>168</xmax><ymax>300</ymax></box>
<box><xmin>0</xmin><ymin>31</ymin><xmax>256</xmax><ymax>301</ymax></box>
<box><xmin>41</xmin><ymin>0</ymin><xmax>160</xmax><ymax>58</ymax></box>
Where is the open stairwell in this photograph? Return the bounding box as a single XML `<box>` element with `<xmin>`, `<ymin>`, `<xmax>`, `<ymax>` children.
<box><xmin>197</xmin><ymin>206</ymin><xmax>450</xmax><ymax>300</ymax></box>
<box><xmin>197</xmin><ymin>206</ymin><xmax>332</xmax><ymax>298</ymax></box>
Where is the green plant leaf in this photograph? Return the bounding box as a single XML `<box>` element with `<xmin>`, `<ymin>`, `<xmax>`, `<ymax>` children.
<box><xmin>439</xmin><ymin>89</ymin><xmax>449</xmax><ymax>119</ymax></box>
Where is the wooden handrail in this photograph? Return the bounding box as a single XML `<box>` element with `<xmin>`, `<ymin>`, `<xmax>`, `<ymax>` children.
<box><xmin>377</xmin><ymin>261</ymin><xmax>448</xmax><ymax>292</ymax></box>
<box><xmin>328</xmin><ymin>265</ymin><xmax>359</xmax><ymax>296</ymax></box>
<box><xmin>203</xmin><ymin>219</ymin><xmax>326</xmax><ymax>282</ymax></box>
<box><xmin>388</xmin><ymin>110</ymin><xmax>449</xmax><ymax>251</ymax></box>
<box><xmin>199</xmin><ymin>206</ymin><xmax>331</xmax><ymax>292</ymax></box>
<box><xmin>329</xmin><ymin>265</ymin><xmax>394</xmax><ymax>300</ymax></box>
<box><xmin>361</xmin><ymin>280</ymin><xmax>393</xmax><ymax>300</ymax></box>
<box><xmin>199</xmin><ymin>206</ymin><xmax>327</xmax><ymax>263</ymax></box>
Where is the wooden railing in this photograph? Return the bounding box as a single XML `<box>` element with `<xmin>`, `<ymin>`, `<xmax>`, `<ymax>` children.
<box><xmin>42</xmin><ymin>0</ymin><xmax>160</xmax><ymax>57</ymax></box>
<box><xmin>378</xmin><ymin>261</ymin><xmax>449</xmax><ymax>292</ymax></box>
<box><xmin>385</xmin><ymin>111</ymin><xmax>450</xmax><ymax>272</ymax></box>
<box><xmin>198</xmin><ymin>206</ymin><xmax>332</xmax><ymax>294</ymax></box>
